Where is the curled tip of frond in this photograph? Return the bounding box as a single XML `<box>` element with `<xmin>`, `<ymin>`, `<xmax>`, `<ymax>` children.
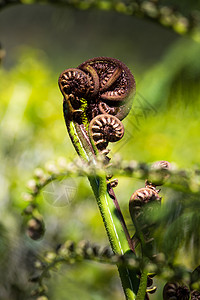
<box><xmin>163</xmin><ymin>282</ymin><xmax>190</xmax><ymax>300</ymax></box>
<box><xmin>191</xmin><ymin>290</ymin><xmax>200</xmax><ymax>300</ymax></box>
<box><xmin>130</xmin><ymin>187</ymin><xmax>161</xmax><ymax>205</ymax></box>
<box><xmin>129</xmin><ymin>184</ymin><xmax>161</xmax><ymax>228</ymax></box>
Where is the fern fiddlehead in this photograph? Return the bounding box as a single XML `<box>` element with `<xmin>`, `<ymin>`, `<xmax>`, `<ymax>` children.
<box><xmin>129</xmin><ymin>161</ymin><xmax>171</xmax><ymax>299</ymax></box>
<box><xmin>58</xmin><ymin>57</ymin><xmax>139</xmax><ymax>300</ymax></box>
<box><xmin>58</xmin><ymin>56</ymin><xmax>135</xmax><ymax>159</ymax></box>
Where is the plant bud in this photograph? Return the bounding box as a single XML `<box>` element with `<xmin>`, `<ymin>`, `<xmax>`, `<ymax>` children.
<box><xmin>148</xmin><ymin>160</ymin><xmax>172</xmax><ymax>186</ymax></box>
<box><xmin>129</xmin><ymin>187</ymin><xmax>161</xmax><ymax>220</ymax></box>
<box><xmin>27</xmin><ymin>217</ymin><xmax>45</xmax><ymax>240</ymax></box>
<box><xmin>163</xmin><ymin>282</ymin><xmax>190</xmax><ymax>300</ymax></box>
<box><xmin>191</xmin><ymin>290</ymin><xmax>200</xmax><ymax>300</ymax></box>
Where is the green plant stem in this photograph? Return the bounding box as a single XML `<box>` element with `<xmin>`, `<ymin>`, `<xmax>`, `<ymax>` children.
<box><xmin>89</xmin><ymin>174</ymin><xmax>139</xmax><ymax>299</ymax></box>
<box><xmin>136</xmin><ymin>270</ymin><xmax>148</xmax><ymax>300</ymax></box>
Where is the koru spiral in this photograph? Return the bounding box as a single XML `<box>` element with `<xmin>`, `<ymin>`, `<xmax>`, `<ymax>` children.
<box><xmin>58</xmin><ymin>57</ymin><xmax>135</xmax><ymax>157</ymax></box>
<box><xmin>89</xmin><ymin>114</ymin><xmax>124</xmax><ymax>155</ymax></box>
<box><xmin>129</xmin><ymin>186</ymin><xmax>161</xmax><ymax>258</ymax></box>
<box><xmin>163</xmin><ymin>282</ymin><xmax>190</xmax><ymax>300</ymax></box>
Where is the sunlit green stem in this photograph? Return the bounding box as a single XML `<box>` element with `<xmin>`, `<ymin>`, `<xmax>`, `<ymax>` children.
<box><xmin>89</xmin><ymin>175</ymin><xmax>139</xmax><ymax>299</ymax></box>
<box><xmin>136</xmin><ymin>270</ymin><xmax>148</xmax><ymax>300</ymax></box>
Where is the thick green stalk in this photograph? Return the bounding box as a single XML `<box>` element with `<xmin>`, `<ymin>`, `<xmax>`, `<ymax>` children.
<box><xmin>89</xmin><ymin>174</ymin><xmax>139</xmax><ymax>299</ymax></box>
<box><xmin>136</xmin><ymin>270</ymin><xmax>148</xmax><ymax>300</ymax></box>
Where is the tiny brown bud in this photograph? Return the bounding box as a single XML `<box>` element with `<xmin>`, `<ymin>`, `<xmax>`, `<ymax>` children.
<box><xmin>152</xmin><ymin>160</ymin><xmax>171</xmax><ymax>171</ymax></box>
<box><xmin>27</xmin><ymin>218</ymin><xmax>45</xmax><ymax>240</ymax></box>
<box><xmin>129</xmin><ymin>187</ymin><xmax>161</xmax><ymax>211</ymax></box>
<box><xmin>101</xmin><ymin>246</ymin><xmax>113</xmax><ymax>258</ymax></box>
<box><xmin>148</xmin><ymin>160</ymin><xmax>172</xmax><ymax>186</ymax></box>
<box><xmin>107</xmin><ymin>178</ymin><xmax>118</xmax><ymax>188</ymax></box>
<box><xmin>23</xmin><ymin>204</ymin><xmax>35</xmax><ymax>215</ymax></box>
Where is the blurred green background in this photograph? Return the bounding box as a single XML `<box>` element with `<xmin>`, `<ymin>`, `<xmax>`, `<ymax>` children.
<box><xmin>0</xmin><ymin>2</ymin><xmax>200</xmax><ymax>300</ymax></box>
